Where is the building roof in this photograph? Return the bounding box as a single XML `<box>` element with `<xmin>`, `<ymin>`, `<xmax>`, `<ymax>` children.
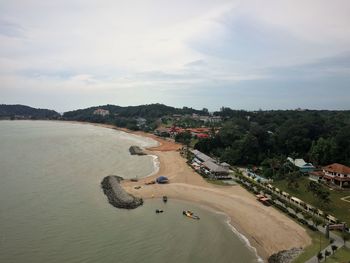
<box><xmin>323</xmin><ymin>163</ymin><xmax>350</xmax><ymax>175</ymax></box>
<box><xmin>203</xmin><ymin>160</ymin><xmax>229</xmax><ymax>173</ymax></box>
<box><xmin>190</xmin><ymin>150</ymin><xmax>213</xmax><ymax>162</ymax></box>
<box><xmin>196</xmin><ymin>133</ymin><xmax>209</xmax><ymax>139</ymax></box>
<box><xmin>288</xmin><ymin>157</ymin><xmax>314</xmax><ymax>168</ymax></box>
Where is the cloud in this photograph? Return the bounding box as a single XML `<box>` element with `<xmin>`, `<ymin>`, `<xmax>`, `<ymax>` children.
<box><xmin>0</xmin><ymin>0</ymin><xmax>349</xmax><ymax>111</ymax></box>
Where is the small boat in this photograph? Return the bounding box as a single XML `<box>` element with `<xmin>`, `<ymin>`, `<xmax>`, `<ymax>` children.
<box><xmin>156</xmin><ymin>209</ymin><xmax>164</xmax><ymax>213</ymax></box>
<box><xmin>182</xmin><ymin>210</ymin><xmax>200</xmax><ymax>220</ymax></box>
<box><xmin>163</xmin><ymin>196</ymin><xmax>168</xmax><ymax>203</ymax></box>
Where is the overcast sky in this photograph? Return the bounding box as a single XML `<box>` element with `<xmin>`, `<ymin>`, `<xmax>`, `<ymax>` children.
<box><xmin>1</xmin><ymin>0</ymin><xmax>350</xmax><ymax>112</ymax></box>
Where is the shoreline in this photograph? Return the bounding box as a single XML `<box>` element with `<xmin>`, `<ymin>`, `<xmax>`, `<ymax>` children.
<box><xmin>69</xmin><ymin>121</ymin><xmax>310</xmax><ymax>261</ymax></box>
<box><xmin>24</xmin><ymin>120</ymin><xmax>311</xmax><ymax>262</ymax></box>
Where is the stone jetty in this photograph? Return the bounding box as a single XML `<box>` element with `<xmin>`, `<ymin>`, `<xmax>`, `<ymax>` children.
<box><xmin>268</xmin><ymin>248</ymin><xmax>303</xmax><ymax>263</ymax></box>
<box><xmin>129</xmin><ymin>146</ymin><xmax>146</xmax><ymax>155</ymax></box>
<box><xmin>101</xmin><ymin>175</ymin><xmax>143</xmax><ymax>209</ymax></box>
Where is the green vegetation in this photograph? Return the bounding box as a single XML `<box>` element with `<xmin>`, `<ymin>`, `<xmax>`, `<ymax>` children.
<box><xmin>326</xmin><ymin>246</ymin><xmax>350</xmax><ymax>263</ymax></box>
<box><xmin>273</xmin><ymin>177</ymin><xmax>350</xmax><ymax>224</ymax></box>
<box><xmin>63</xmin><ymin>103</ymin><xmax>207</xmax><ymax>120</ymax></box>
<box><xmin>62</xmin><ymin>103</ymin><xmax>209</xmax><ymax>131</ymax></box>
<box><xmin>204</xmin><ymin>179</ymin><xmax>231</xmax><ymax>186</ymax></box>
<box><xmin>195</xmin><ymin>109</ymin><xmax>350</xmax><ymax>167</ymax></box>
<box><xmin>0</xmin><ymin>104</ymin><xmax>60</xmax><ymax>119</ymax></box>
<box><xmin>293</xmin><ymin>229</ymin><xmax>329</xmax><ymax>263</ymax></box>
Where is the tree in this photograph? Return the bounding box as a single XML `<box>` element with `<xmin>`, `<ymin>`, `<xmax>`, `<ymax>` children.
<box><xmin>342</xmin><ymin>231</ymin><xmax>350</xmax><ymax>245</ymax></box>
<box><xmin>309</xmin><ymin>137</ymin><xmax>337</xmax><ymax>165</ymax></box>
<box><xmin>324</xmin><ymin>250</ymin><xmax>331</xmax><ymax>260</ymax></box>
<box><xmin>331</xmin><ymin>245</ymin><xmax>337</xmax><ymax>254</ymax></box>
<box><xmin>317</xmin><ymin>251</ymin><xmax>323</xmax><ymax>262</ymax></box>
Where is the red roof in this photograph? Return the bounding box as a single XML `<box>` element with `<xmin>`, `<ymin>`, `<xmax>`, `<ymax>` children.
<box><xmin>323</xmin><ymin>163</ymin><xmax>350</xmax><ymax>175</ymax></box>
<box><xmin>197</xmin><ymin>133</ymin><xmax>209</xmax><ymax>138</ymax></box>
<box><xmin>187</xmin><ymin>128</ymin><xmax>210</xmax><ymax>133</ymax></box>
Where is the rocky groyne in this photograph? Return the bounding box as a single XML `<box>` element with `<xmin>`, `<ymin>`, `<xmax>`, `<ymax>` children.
<box><xmin>101</xmin><ymin>175</ymin><xmax>143</xmax><ymax>209</ymax></box>
<box><xmin>268</xmin><ymin>248</ymin><xmax>303</xmax><ymax>263</ymax></box>
<box><xmin>129</xmin><ymin>146</ymin><xmax>146</xmax><ymax>155</ymax></box>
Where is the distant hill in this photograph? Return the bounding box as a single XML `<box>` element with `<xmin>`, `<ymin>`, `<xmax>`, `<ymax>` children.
<box><xmin>0</xmin><ymin>104</ymin><xmax>60</xmax><ymax>119</ymax></box>
<box><xmin>63</xmin><ymin>103</ymin><xmax>207</xmax><ymax>120</ymax></box>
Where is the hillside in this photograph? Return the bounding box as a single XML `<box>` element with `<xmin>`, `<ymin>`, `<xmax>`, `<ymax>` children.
<box><xmin>0</xmin><ymin>104</ymin><xmax>60</xmax><ymax>119</ymax></box>
<box><xmin>63</xmin><ymin>103</ymin><xmax>206</xmax><ymax>120</ymax></box>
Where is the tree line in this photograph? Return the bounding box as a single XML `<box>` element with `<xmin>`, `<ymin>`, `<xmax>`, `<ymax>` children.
<box><xmin>195</xmin><ymin>109</ymin><xmax>350</xmax><ymax>170</ymax></box>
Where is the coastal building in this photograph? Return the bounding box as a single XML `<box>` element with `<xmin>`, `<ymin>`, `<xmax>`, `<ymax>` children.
<box><xmin>202</xmin><ymin>160</ymin><xmax>230</xmax><ymax>179</ymax></box>
<box><xmin>287</xmin><ymin>157</ymin><xmax>315</xmax><ymax>173</ymax></box>
<box><xmin>322</xmin><ymin>163</ymin><xmax>350</xmax><ymax>189</ymax></box>
<box><xmin>199</xmin><ymin>115</ymin><xmax>222</xmax><ymax>123</ymax></box>
<box><xmin>190</xmin><ymin>149</ymin><xmax>230</xmax><ymax>179</ymax></box>
<box><xmin>190</xmin><ymin>149</ymin><xmax>214</xmax><ymax>163</ymax></box>
<box><xmin>93</xmin><ymin>108</ymin><xmax>110</xmax><ymax>116</ymax></box>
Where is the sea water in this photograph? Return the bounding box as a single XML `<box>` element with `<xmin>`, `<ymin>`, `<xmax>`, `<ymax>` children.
<box><xmin>0</xmin><ymin>121</ymin><xmax>259</xmax><ymax>263</ymax></box>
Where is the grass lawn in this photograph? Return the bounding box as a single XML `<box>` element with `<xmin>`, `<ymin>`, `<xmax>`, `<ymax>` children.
<box><xmin>204</xmin><ymin>179</ymin><xmax>231</xmax><ymax>186</ymax></box>
<box><xmin>272</xmin><ymin>177</ymin><xmax>350</xmax><ymax>225</ymax></box>
<box><xmin>325</xmin><ymin>246</ymin><xmax>350</xmax><ymax>263</ymax></box>
<box><xmin>293</xmin><ymin>229</ymin><xmax>329</xmax><ymax>263</ymax></box>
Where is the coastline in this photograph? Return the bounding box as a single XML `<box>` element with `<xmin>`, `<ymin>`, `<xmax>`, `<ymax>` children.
<box><xmin>54</xmin><ymin>120</ymin><xmax>311</xmax><ymax>261</ymax></box>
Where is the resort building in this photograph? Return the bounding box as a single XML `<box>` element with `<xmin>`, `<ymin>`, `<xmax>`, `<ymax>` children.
<box><xmin>322</xmin><ymin>163</ymin><xmax>350</xmax><ymax>189</ymax></box>
<box><xmin>93</xmin><ymin>108</ymin><xmax>110</xmax><ymax>116</ymax></box>
<box><xmin>190</xmin><ymin>149</ymin><xmax>230</xmax><ymax>179</ymax></box>
<box><xmin>287</xmin><ymin>157</ymin><xmax>315</xmax><ymax>173</ymax></box>
<box><xmin>202</xmin><ymin>160</ymin><xmax>230</xmax><ymax>179</ymax></box>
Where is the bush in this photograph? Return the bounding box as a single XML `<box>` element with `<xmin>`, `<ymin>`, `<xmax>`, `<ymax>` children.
<box><xmin>288</xmin><ymin>213</ymin><xmax>297</xmax><ymax>219</ymax></box>
<box><xmin>298</xmin><ymin>218</ymin><xmax>308</xmax><ymax>225</ymax></box>
<box><xmin>308</xmin><ymin>225</ymin><xmax>318</xmax><ymax>231</ymax></box>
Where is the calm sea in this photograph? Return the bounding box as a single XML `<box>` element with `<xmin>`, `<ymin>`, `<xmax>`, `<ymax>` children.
<box><xmin>0</xmin><ymin>121</ymin><xmax>259</xmax><ymax>263</ymax></box>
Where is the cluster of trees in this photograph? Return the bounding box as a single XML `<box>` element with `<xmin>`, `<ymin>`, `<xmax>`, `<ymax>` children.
<box><xmin>195</xmin><ymin>109</ymin><xmax>350</xmax><ymax>168</ymax></box>
<box><xmin>307</xmin><ymin>181</ymin><xmax>331</xmax><ymax>205</ymax></box>
<box><xmin>0</xmin><ymin>104</ymin><xmax>60</xmax><ymax>119</ymax></box>
<box><xmin>174</xmin><ymin>131</ymin><xmax>192</xmax><ymax>144</ymax></box>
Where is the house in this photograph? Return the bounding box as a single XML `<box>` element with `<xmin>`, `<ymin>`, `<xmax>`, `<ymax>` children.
<box><xmin>93</xmin><ymin>108</ymin><xmax>110</xmax><ymax>116</ymax></box>
<box><xmin>322</xmin><ymin>163</ymin><xmax>350</xmax><ymax>188</ymax></box>
<box><xmin>287</xmin><ymin>157</ymin><xmax>315</xmax><ymax>173</ymax></box>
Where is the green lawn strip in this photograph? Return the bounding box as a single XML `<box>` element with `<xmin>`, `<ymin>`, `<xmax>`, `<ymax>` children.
<box><xmin>293</xmin><ymin>229</ymin><xmax>329</xmax><ymax>263</ymax></box>
<box><xmin>325</xmin><ymin>246</ymin><xmax>350</xmax><ymax>263</ymax></box>
<box><xmin>204</xmin><ymin>179</ymin><xmax>231</xmax><ymax>186</ymax></box>
<box><xmin>272</xmin><ymin>177</ymin><xmax>350</xmax><ymax>225</ymax></box>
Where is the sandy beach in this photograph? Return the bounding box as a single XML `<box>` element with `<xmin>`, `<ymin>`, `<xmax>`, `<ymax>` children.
<box><xmin>67</xmin><ymin>121</ymin><xmax>311</xmax><ymax>261</ymax></box>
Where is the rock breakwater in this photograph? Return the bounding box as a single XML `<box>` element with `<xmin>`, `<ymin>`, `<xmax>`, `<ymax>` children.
<box><xmin>101</xmin><ymin>175</ymin><xmax>143</xmax><ymax>209</ymax></box>
<box><xmin>268</xmin><ymin>247</ymin><xmax>303</xmax><ymax>263</ymax></box>
<box><xmin>129</xmin><ymin>146</ymin><xmax>146</xmax><ymax>155</ymax></box>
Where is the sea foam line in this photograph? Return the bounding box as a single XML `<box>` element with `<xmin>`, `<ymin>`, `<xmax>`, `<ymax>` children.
<box><xmin>214</xmin><ymin>211</ymin><xmax>264</xmax><ymax>263</ymax></box>
<box><xmin>146</xmin><ymin>154</ymin><xmax>160</xmax><ymax>177</ymax></box>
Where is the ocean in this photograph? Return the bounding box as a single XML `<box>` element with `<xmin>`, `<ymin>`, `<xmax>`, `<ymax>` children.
<box><xmin>0</xmin><ymin>121</ymin><xmax>259</xmax><ymax>263</ymax></box>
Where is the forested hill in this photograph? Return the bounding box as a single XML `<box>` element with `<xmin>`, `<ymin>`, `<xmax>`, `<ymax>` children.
<box><xmin>196</xmin><ymin>109</ymin><xmax>350</xmax><ymax>167</ymax></box>
<box><xmin>0</xmin><ymin>104</ymin><xmax>60</xmax><ymax>119</ymax></box>
<box><xmin>63</xmin><ymin>103</ymin><xmax>207</xmax><ymax>120</ymax></box>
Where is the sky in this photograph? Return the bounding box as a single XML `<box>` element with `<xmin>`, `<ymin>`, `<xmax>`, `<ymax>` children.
<box><xmin>1</xmin><ymin>0</ymin><xmax>350</xmax><ymax>112</ymax></box>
